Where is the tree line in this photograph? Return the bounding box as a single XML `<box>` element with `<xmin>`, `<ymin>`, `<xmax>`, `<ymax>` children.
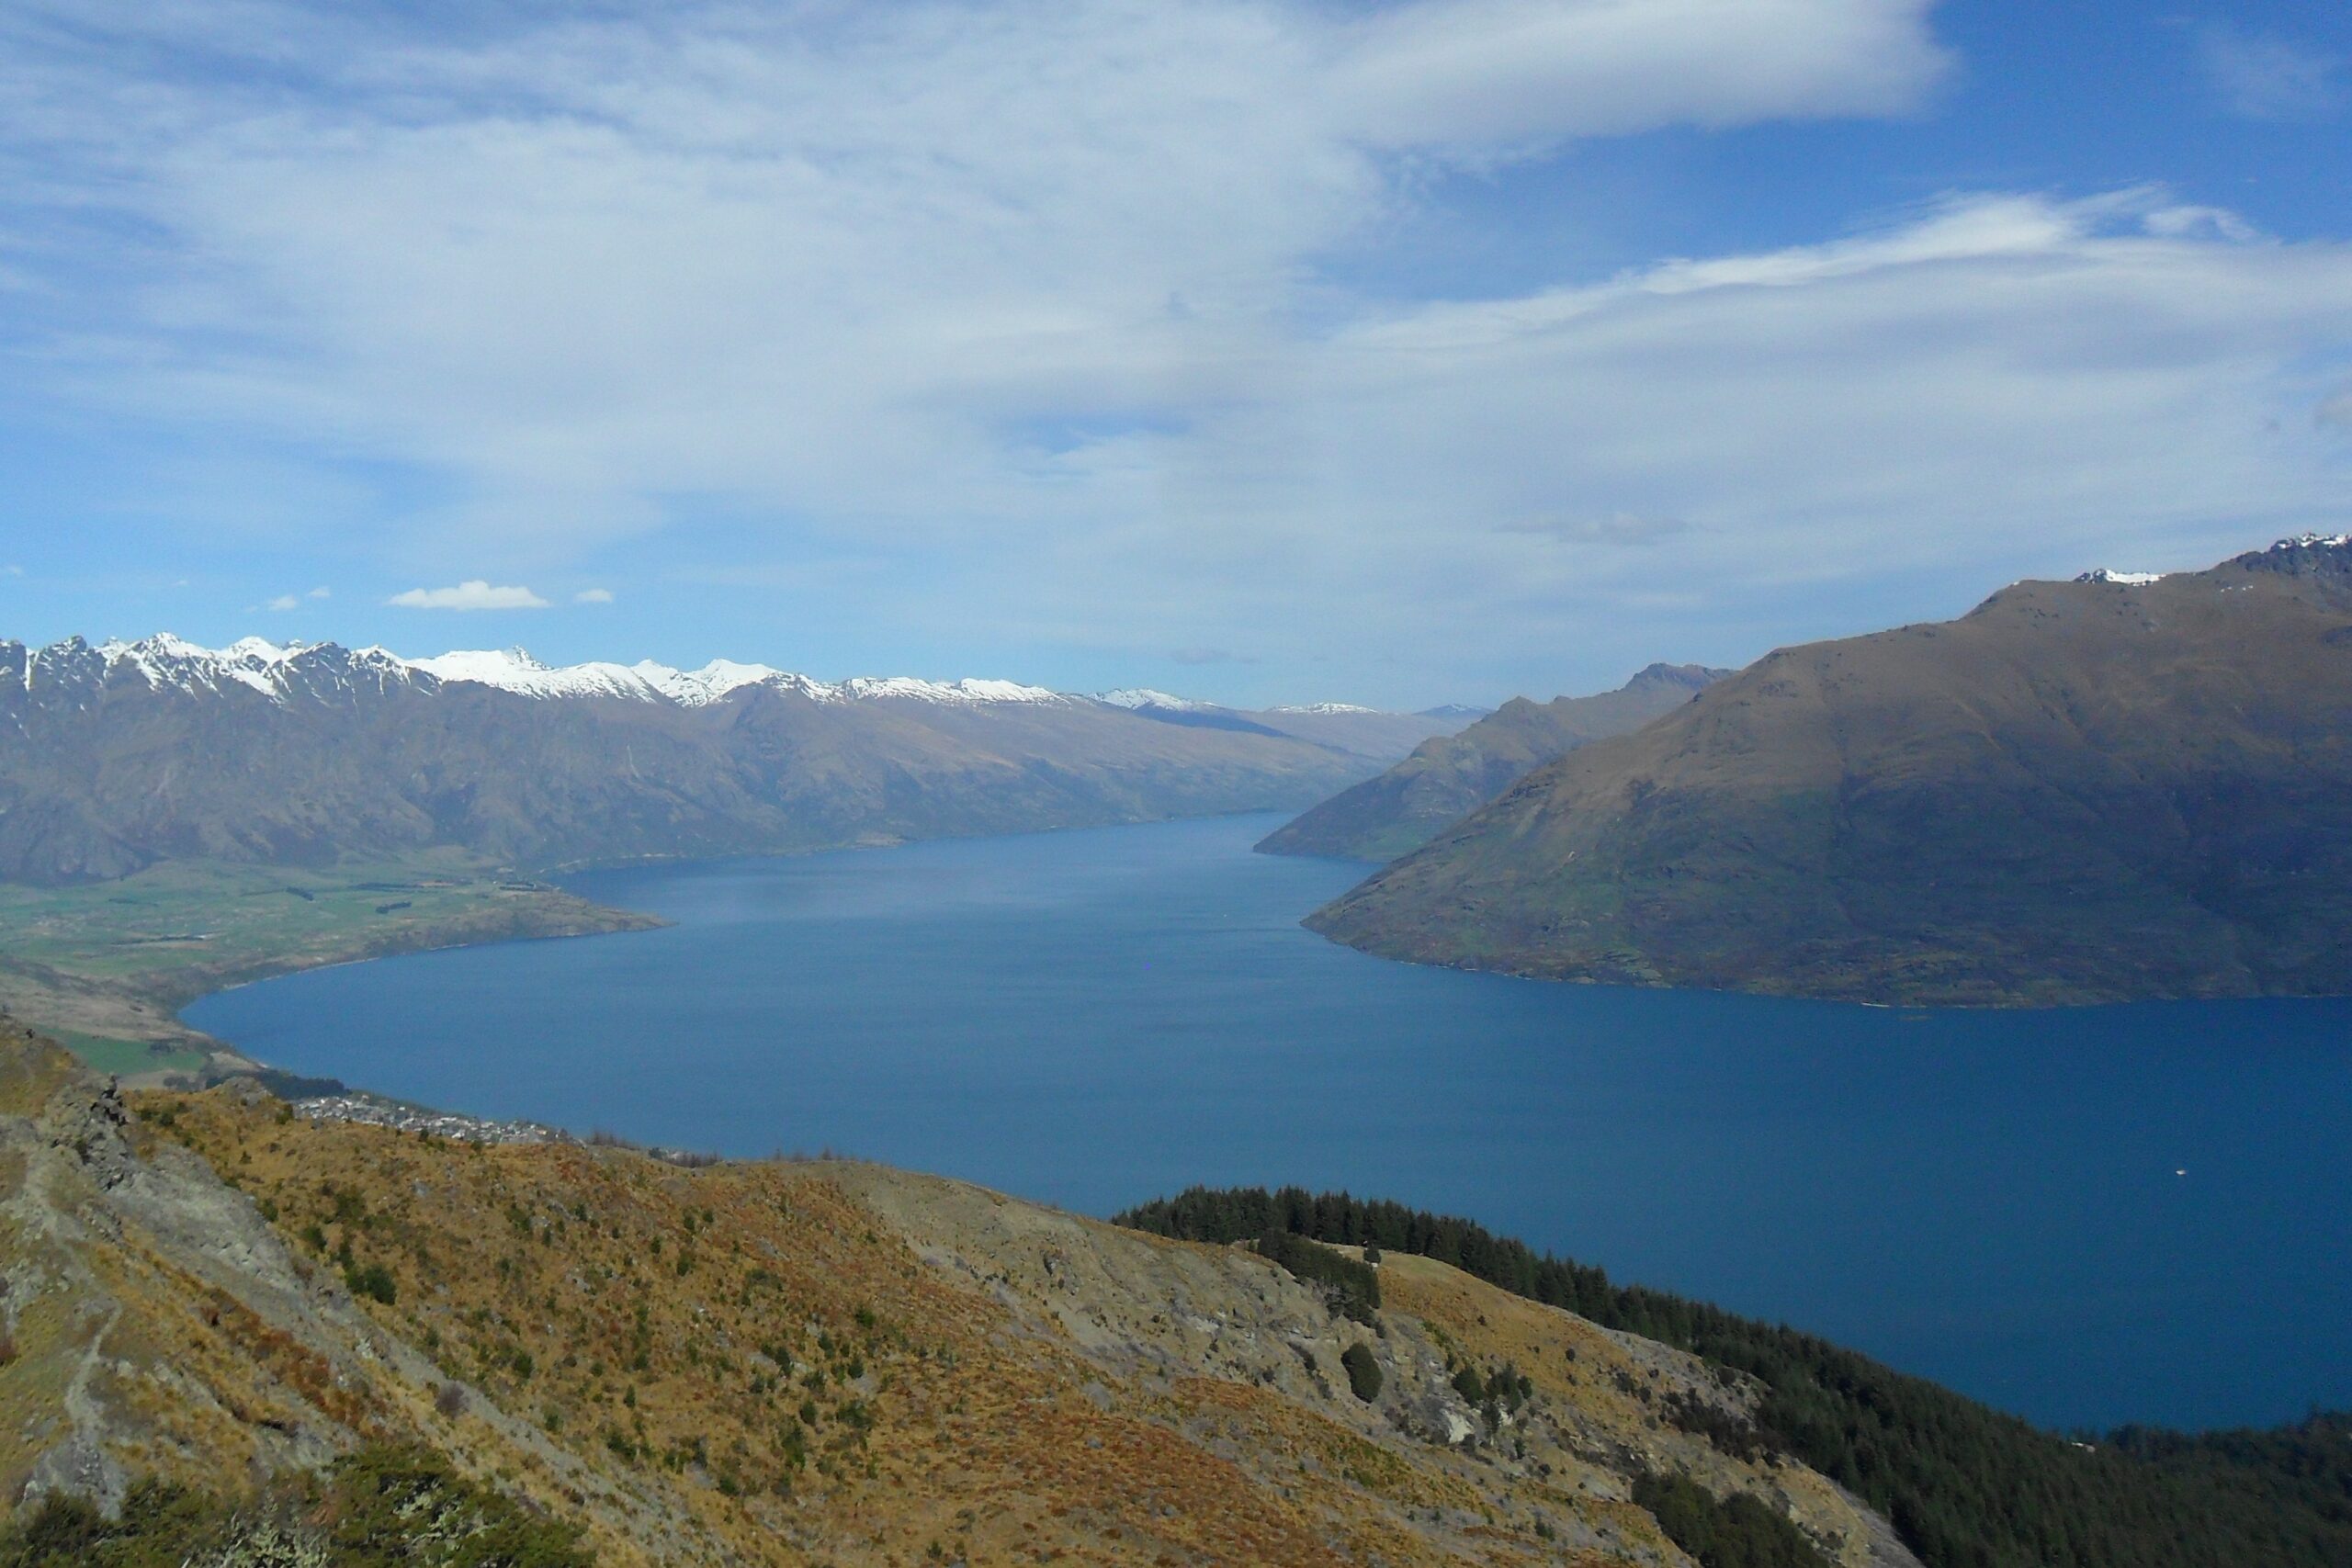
<box><xmin>1114</xmin><ymin>1185</ymin><xmax>2352</xmax><ymax>1568</ymax></box>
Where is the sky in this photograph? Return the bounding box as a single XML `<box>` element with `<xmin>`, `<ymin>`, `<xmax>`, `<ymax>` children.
<box><xmin>1</xmin><ymin>0</ymin><xmax>2348</xmax><ymax>708</ymax></box>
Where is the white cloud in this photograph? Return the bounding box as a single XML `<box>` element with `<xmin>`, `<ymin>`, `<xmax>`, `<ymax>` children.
<box><xmin>308</xmin><ymin>585</ymin><xmax>330</xmax><ymax>599</ymax></box>
<box><xmin>388</xmin><ymin>581</ymin><xmax>549</xmax><ymax>610</ymax></box>
<box><xmin>0</xmin><ymin>0</ymin><xmax>1946</xmax><ymax>556</ymax></box>
<box><xmin>266</xmin><ymin>592</ymin><xmax>300</xmax><ymax>611</ymax></box>
<box><xmin>573</xmin><ymin>587</ymin><xmax>614</xmax><ymax>604</ymax></box>
<box><xmin>2199</xmin><ymin>26</ymin><xmax>2344</xmax><ymax>122</ymax></box>
<box><xmin>1330</xmin><ymin>0</ymin><xmax>1947</xmax><ymax>149</ymax></box>
<box><xmin>3</xmin><ymin>5</ymin><xmax>2352</xmax><ymax>693</ymax></box>
<box><xmin>3</xmin><ymin>565</ymin><xmax>21</xmax><ymax>578</ymax></box>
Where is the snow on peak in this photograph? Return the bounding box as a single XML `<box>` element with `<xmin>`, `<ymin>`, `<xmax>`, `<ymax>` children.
<box><xmin>25</xmin><ymin>633</ymin><xmax>1078</xmax><ymax>712</ymax></box>
<box><xmin>1268</xmin><ymin>701</ymin><xmax>1380</xmax><ymax>715</ymax></box>
<box><xmin>93</xmin><ymin>632</ymin><xmax>290</xmax><ymax>697</ymax></box>
<box><xmin>634</xmin><ymin>659</ymin><xmax>786</xmax><ymax>706</ymax></box>
<box><xmin>833</xmin><ymin>675</ymin><xmax>1064</xmax><ymax>705</ymax></box>
<box><xmin>2274</xmin><ymin>532</ymin><xmax>2352</xmax><ymax>551</ymax></box>
<box><xmin>401</xmin><ymin>648</ymin><xmax>1068</xmax><ymax>706</ymax></box>
<box><xmin>2075</xmin><ymin>569</ymin><xmax>2167</xmax><ymax>586</ymax></box>
<box><xmin>405</xmin><ymin>648</ymin><xmax>667</xmax><ymax>701</ymax></box>
<box><xmin>1096</xmin><ymin>688</ymin><xmax>1218</xmax><ymax>712</ymax></box>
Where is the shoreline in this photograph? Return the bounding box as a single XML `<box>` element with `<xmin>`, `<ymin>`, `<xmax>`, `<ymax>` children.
<box><xmin>0</xmin><ymin>882</ymin><xmax>664</xmax><ymax>1089</ymax></box>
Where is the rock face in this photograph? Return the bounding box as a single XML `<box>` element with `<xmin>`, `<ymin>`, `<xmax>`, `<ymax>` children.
<box><xmin>0</xmin><ymin>638</ymin><xmax>1399</xmax><ymax>886</ymax></box>
<box><xmin>1308</xmin><ymin>536</ymin><xmax>2352</xmax><ymax>1006</ymax></box>
<box><xmin>0</xmin><ymin>1024</ymin><xmax>1918</xmax><ymax>1566</ymax></box>
<box><xmin>1259</xmin><ymin>664</ymin><xmax>1728</xmax><ymax>862</ymax></box>
<box><xmin>0</xmin><ymin>1025</ymin><xmax>589</xmax><ymax>1517</ymax></box>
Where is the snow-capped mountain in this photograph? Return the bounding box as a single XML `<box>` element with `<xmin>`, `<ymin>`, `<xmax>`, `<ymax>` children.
<box><xmin>6</xmin><ymin>637</ymin><xmax>1080</xmax><ymax>712</ymax></box>
<box><xmin>0</xmin><ymin>633</ymin><xmax>1468</xmax><ymax>886</ymax></box>
<box><xmin>413</xmin><ymin>648</ymin><xmax>1069</xmax><ymax>708</ymax></box>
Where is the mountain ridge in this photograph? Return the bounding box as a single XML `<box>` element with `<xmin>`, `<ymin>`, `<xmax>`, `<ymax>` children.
<box><xmin>0</xmin><ymin>635</ymin><xmax>1475</xmax><ymax>888</ymax></box>
<box><xmin>1306</xmin><ymin>535</ymin><xmax>2352</xmax><ymax>1005</ymax></box>
<box><xmin>1259</xmin><ymin>662</ymin><xmax>1730</xmax><ymax>862</ymax></box>
<box><xmin>17</xmin><ymin>634</ymin><xmax>1438</xmax><ymax>723</ymax></box>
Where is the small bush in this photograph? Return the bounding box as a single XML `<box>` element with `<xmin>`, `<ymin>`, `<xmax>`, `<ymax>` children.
<box><xmin>1340</xmin><ymin>1343</ymin><xmax>1384</xmax><ymax>1403</ymax></box>
<box><xmin>0</xmin><ymin>1446</ymin><xmax>590</xmax><ymax>1567</ymax></box>
<box><xmin>345</xmin><ymin>1261</ymin><xmax>397</xmax><ymax>1305</ymax></box>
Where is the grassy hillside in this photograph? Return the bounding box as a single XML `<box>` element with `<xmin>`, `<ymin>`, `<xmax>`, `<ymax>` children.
<box><xmin>1309</xmin><ymin>537</ymin><xmax>2352</xmax><ymax>1004</ymax></box>
<box><xmin>0</xmin><ymin>1023</ymin><xmax>1920</xmax><ymax>1567</ymax></box>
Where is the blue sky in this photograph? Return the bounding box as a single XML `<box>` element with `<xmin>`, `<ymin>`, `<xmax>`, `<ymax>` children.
<box><xmin>2</xmin><ymin>0</ymin><xmax>2348</xmax><ymax>707</ymax></box>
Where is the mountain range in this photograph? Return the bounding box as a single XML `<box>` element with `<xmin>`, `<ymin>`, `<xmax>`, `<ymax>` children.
<box><xmin>1258</xmin><ymin>663</ymin><xmax>1728</xmax><ymax>861</ymax></box>
<box><xmin>0</xmin><ymin>637</ymin><xmax>1468</xmax><ymax>886</ymax></box>
<box><xmin>1307</xmin><ymin>536</ymin><xmax>2352</xmax><ymax>1006</ymax></box>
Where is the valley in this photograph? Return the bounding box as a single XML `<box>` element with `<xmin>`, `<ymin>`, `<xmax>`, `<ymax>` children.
<box><xmin>175</xmin><ymin>816</ymin><xmax>2352</xmax><ymax>1437</ymax></box>
<box><xmin>10</xmin><ymin>7</ymin><xmax>2350</xmax><ymax>1561</ymax></box>
<box><xmin>0</xmin><ymin>854</ymin><xmax>658</xmax><ymax>1085</ymax></box>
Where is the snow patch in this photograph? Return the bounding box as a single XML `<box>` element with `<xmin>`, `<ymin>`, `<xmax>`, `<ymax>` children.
<box><xmin>835</xmin><ymin>675</ymin><xmax>1065</xmax><ymax>705</ymax></box>
<box><xmin>1268</xmin><ymin>701</ymin><xmax>1380</xmax><ymax>715</ymax></box>
<box><xmin>633</xmin><ymin>659</ymin><xmax>785</xmax><ymax>706</ymax></box>
<box><xmin>2075</xmin><ymin>569</ymin><xmax>2168</xmax><ymax>586</ymax></box>
<box><xmin>406</xmin><ymin>649</ymin><xmax>667</xmax><ymax>701</ymax></box>
<box><xmin>1096</xmin><ymin>688</ymin><xmax>1218</xmax><ymax>712</ymax></box>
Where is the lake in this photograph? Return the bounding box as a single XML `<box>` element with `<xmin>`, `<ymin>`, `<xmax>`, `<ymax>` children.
<box><xmin>184</xmin><ymin>812</ymin><xmax>2352</xmax><ymax>1434</ymax></box>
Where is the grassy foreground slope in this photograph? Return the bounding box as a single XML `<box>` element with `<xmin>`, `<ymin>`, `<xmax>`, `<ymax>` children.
<box><xmin>1259</xmin><ymin>665</ymin><xmax>1727</xmax><ymax>863</ymax></box>
<box><xmin>1116</xmin><ymin>1187</ymin><xmax>2352</xmax><ymax>1568</ymax></box>
<box><xmin>0</xmin><ymin>1022</ymin><xmax>1919</xmax><ymax>1567</ymax></box>
<box><xmin>1310</xmin><ymin>536</ymin><xmax>2352</xmax><ymax>1004</ymax></box>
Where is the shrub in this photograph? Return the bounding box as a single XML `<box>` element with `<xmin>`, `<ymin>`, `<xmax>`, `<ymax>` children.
<box><xmin>0</xmin><ymin>1447</ymin><xmax>590</xmax><ymax>1568</ymax></box>
<box><xmin>1340</xmin><ymin>1343</ymin><xmax>1384</xmax><ymax>1403</ymax></box>
<box><xmin>345</xmin><ymin>1261</ymin><xmax>397</xmax><ymax>1305</ymax></box>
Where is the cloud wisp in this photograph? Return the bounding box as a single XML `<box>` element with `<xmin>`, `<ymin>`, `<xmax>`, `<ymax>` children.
<box><xmin>2199</xmin><ymin>25</ymin><xmax>2345</xmax><ymax>122</ymax></box>
<box><xmin>388</xmin><ymin>581</ymin><xmax>550</xmax><ymax>612</ymax></box>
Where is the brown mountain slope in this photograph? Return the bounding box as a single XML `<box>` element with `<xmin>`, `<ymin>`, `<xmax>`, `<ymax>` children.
<box><xmin>1260</xmin><ymin>665</ymin><xmax>1728</xmax><ymax>862</ymax></box>
<box><xmin>0</xmin><ymin>1023</ymin><xmax>1913</xmax><ymax>1565</ymax></box>
<box><xmin>1307</xmin><ymin>536</ymin><xmax>2352</xmax><ymax>1006</ymax></box>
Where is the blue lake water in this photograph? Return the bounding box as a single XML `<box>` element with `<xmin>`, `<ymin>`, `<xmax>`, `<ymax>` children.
<box><xmin>184</xmin><ymin>813</ymin><xmax>2352</xmax><ymax>1434</ymax></box>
